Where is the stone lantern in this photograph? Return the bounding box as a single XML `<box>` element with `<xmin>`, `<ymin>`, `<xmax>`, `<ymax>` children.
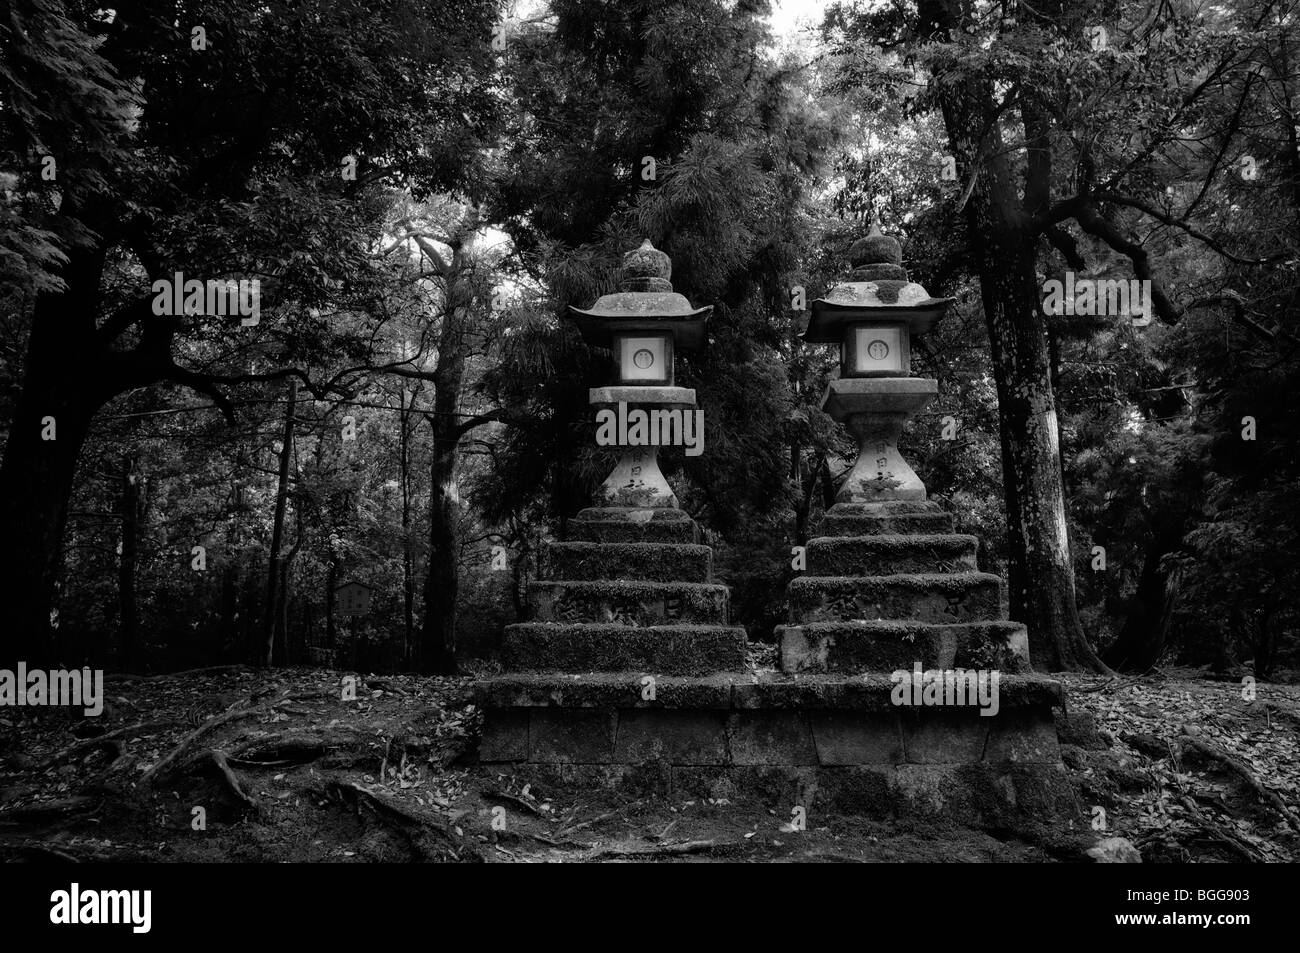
<box><xmin>805</xmin><ymin>225</ymin><xmax>954</xmax><ymax>502</ymax></box>
<box><xmin>474</xmin><ymin>228</ymin><xmax>1070</xmax><ymax>828</ymax></box>
<box><xmin>569</xmin><ymin>240</ymin><xmax>708</xmax><ymax>509</ymax></box>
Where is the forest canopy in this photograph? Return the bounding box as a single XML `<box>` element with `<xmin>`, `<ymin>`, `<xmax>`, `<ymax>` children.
<box><xmin>1</xmin><ymin>0</ymin><xmax>1297</xmax><ymax>681</ymax></box>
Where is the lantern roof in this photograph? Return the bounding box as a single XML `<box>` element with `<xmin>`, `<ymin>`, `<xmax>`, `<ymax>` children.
<box><xmin>568</xmin><ymin>240</ymin><xmax>711</xmax><ymax>350</ymax></box>
<box><xmin>804</xmin><ymin>224</ymin><xmax>954</xmax><ymax>343</ymax></box>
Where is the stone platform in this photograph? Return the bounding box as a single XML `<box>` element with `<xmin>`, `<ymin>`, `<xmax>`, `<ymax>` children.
<box><xmin>474</xmin><ymin>502</ymin><xmax>1076</xmax><ymax>824</ymax></box>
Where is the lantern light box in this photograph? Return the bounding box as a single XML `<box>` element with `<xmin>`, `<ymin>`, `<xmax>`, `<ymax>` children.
<box><xmin>844</xmin><ymin>322</ymin><xmax>908</xmax><ymax>377</ymax></box>
<box><xmin>615</xmin><ymin>331</ymin><xmax>673</xmax><ymax>385</ymax></box>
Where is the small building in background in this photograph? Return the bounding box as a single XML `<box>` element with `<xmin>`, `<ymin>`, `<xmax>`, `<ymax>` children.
<box><xmin>335</xmin><ymin>580</ymin><xmax>374</xmax><ymax>617</ymax></box>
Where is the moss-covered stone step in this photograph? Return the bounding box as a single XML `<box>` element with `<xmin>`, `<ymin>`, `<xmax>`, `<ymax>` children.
<box><xmin>502</xmin><ymin>622</ymin><xmax>746</xmax><ymax>675</ymax></box>
<box><xmin>545</xmin><ymin>541</ymin><xmax>712</xmax><ymax>583</ymax></box>
<box><xmin>527</xmin><ymin>580</ymin><xmax>730</xmax><ymax>625</ymax></box>
<box><xmin>804</xmin><ymin>534</ymin><xmax>977</xmax><ymax>576</ymax></box>
<box><xmin>777</xmin><ymin>620</ymin><xmax>1030</xmax><ymax>674</ymax></box>
<box><xmin>786</xmin><ymin>572</ymin><xmax>1005</xmax><ymax>624</ymax></box>
<box><xmin>822</xmin><ymin>500</ymin><xmax>955</xmax><ymax>536</ymax></box>
<box><xmin>475</xmin><ymin>670</ymin><xmax>1063</xmax><ymax>713</ymax></box>
<box><xmin>569</xmin><ymin>507</ymin><xmax>698</xmax><ymax>544</ymax></box>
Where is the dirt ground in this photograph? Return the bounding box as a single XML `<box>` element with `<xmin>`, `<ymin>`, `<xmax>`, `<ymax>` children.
<box><xmin>1</xmin><ymin>665</ymin><xmax>1297</xmax><ymax>863</ymax></box>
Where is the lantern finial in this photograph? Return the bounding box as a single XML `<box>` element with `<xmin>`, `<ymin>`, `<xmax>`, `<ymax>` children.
<box><xmin>621</xmin><ymin>239</ymin><xmax>672</xmax><ymax>291</ymax></box>
<box><xmin>849</xmin><ymin>226</ymin><xmax>904</xmax><ymax>275</ymax></box>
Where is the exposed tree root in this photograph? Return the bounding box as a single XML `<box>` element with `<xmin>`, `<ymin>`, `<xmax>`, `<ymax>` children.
<box><xmin>227</xmin><ymin>733</ymin><xmax>327</xmax><ymax>766</ymax></box>
<box><xmin>42</xmin><ymin>719</ymin><xmax>174</xmax><ymax>772</ymax></box>
<box><xmin>141</xmin><ymin>704</ymin><xmax>269</xmax><ymax>785</ymax></box>
<box><xmin>327</xmin><ymin>779</ymin><xmax>481</xmax><ymax>863</ymax></box>
<box><xmin>1174</xmin><ymin>795</ymin><xmax>1265</xmax><ymax>861</ymax></box>
<box><xmin>271</xmin><ymin>705</ymin><xmax>314</xmax><ymax>717</ymax></box>
<box><xmin>1178</xmin><ymin>731</ymin><xmax>1300</xmax><ymax>833</ymax></box>
<box><xmin>586</xmin><ymin>838</ymin><xmax>720</xmax><ymax>860</ymax></box>
<box><xmin>484</xmin><ymin>789</ymin><xmax>545</xmax><ymax>817</ymax></box>
<box><xmin>366</xmin><ymin>679</ymin><xmax>409</xmax><ymax>696</ymax></box>
<box><xmin>13</xmin><ymin>842</ymin><xmax>83</xmax><ymax>862</ymax></box>
<box><xmin>558</xmin><ymin>799</ymin><xmax>644</xmax><ymax>836</ymax></box>
<box><xmin>282</xmin><ymin>690</ymin><xmax>339</xmax><ymax>703</ymax></box>
<box><xmin>198</xmin><ymin>749</ymin><xmax>257</xmax><ymax>811</ymax></box>
<box><xmin>494</xmin><ymin>829</ymin><xmax>592</xmax><ymax>850</ymax></box>
<box><xmin>82</xmin><ymin>749</ymin><xmax>137</xmax><ymax>792</ymax></box>
<box><xmin>108</xmin><ymin>665</ymin><xmax>250</xmax><ymax>684</ymax></box>
<box><xmin>1074</xmin><ymin>676</ymin><xmax>1146</xmax><ymax>694</ymax></box>
<box><xmin>0</xmin><ymin>796</ymin><xmax>100</xmax><ymax>826</ymax></box>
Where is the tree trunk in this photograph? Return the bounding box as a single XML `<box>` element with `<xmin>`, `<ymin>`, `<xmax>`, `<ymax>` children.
<box><xmin>263</xmin><ymin>379</ymin><xmax>297</xmax><ymax>666</ymax></box>
<box><xmin>968</xmin><ymin>223</ymin><xmax>1106</xmax><ymax>671</ymax></box>
<box><xmin>421</xmin><ymin>415</ymin><xmax>461</xmax><ymax>674</ymax></box>
<box><xmin>1102</xmin><ymin>526</ymin><xmax>1183</xmax><ymax>670</ymax></box>
<box><xmin>1248</xmin><ymin>605</ymin><xmax>1278</xmax><ymax>680</ymax></box>
<box><xmin>399</xmin><ymin>387</ymin><xmax>416</xmax><ymax>668</ymax></box>
<box><xmin>0</xmin><ymin>239</ymin><xmax>192</xmax><ymax>668</ymax></box>
<box><xmin>219</xmin><ymin>561</ymin><xmax>239</xmax><ymax>661</ymax></box>
<box><xmin>325</xmin><ymin>555</ymin><xmax>339</xmax><ymax>654</ymax></box>
<box><xmin>278</xmin><ymin>561</ymin><xmax>293</xmax><ymax>665</ymax></box>
<box><xmin>0</xmin><ymin>250</ymin><xmax>106</xmax><ymax>668</ymax></box>
<box><xmin>924</xmin><ymin>0</ymin><xmax>1108</xmax><ymax>673</ymax></box>
<box><xmin>117</xmin><ymin>456</ymin><xmax>141</xmax><ymax>670</ymax></box>
<box><xmin>279</xmin><ymin>513</ymin><xmax>302</xmax><ymax>665</ymax></box>
<box><xmin>419</xmin><ymin>247</ymin><xmax>475</xmax><ymax>675</ymax></box>
<box><xmin>509</xmin><ymin>539</ymin><xmax>528</xmax><ymax>629</ymax></box>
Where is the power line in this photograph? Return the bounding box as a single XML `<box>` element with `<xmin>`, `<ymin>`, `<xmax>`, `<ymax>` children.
<box><xmin>100</xmin><ymin>398</ymin><xmax>493</xmax><ymax>421</ymax></box>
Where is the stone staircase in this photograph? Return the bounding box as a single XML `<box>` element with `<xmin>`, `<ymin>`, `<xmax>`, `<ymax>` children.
<box><xmin>474</xmin><ymin>500</ymin><xmax>1074</xmax><ymax>824</ymax></box>
<box><xmin>770</xmin><ymin>499</ymin><xmax>1073</xmax><ymax>820</ymax></box>
<box><xmin>781</xmin><ymin>501</ymin><xmax>1031</xmax><ymax>673</ymax></box>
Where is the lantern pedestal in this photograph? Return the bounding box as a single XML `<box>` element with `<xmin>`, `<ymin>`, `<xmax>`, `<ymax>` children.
<box><xmin>595</xmin><ymin>446</ymin><xmax>674</xmax><ymax>508</ymax></box>
<box><xmin>821</xmin><ymin>377</ymin><xmax>937</xmax><ymax>503</ymax></box>
<box><xmin>590</xmin><ymin>385</ymin><xmax>696</xmax><ymax>509</ymax></box>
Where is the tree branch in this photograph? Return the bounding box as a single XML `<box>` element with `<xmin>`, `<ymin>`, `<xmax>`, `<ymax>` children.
<box><xmin>1043</xmin><ymin>225</ymin><xmax>1086</xmax><ymax>270</ymax></box>
<box><xmin>454</xmin><ymin>409</ymin><xmax>510</xmax><ymax>437</ymax></box>
<box><xmin>1091</xmin><ymin>192</ymin><xmax>1285</xmax><ymax>266</ymax></box>
<box><xmin>1034</xmin><ymin>193</ymin><xmax>1283</xmax><ymax>267</ymax></box>
<box><xmin>164</xmin><ymin>365</ymin><xmax>237</xmax><ymax>424</ymax></box>
<box><xmin>1073</xmin><ymin>202</ymin><xmax>1181</xmax><ymax>322</ymax></box>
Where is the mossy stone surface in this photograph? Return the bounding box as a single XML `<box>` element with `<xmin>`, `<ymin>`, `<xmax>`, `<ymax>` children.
<box><xmin>528</xmin><ymin>579</ymin><xmax>731</xmax><ymax>626</ymax></box>
<box><xmin>804</xmin><ymin>534</ymin><xmax>978</xmax><ymax>575</ymax></box>
<box><xmin>503</xmin><ymin>622</ymin><xmax>746</xmax><ymax>675</ymax></box>
<box><xmin>546</xmin><ymin>541</ymin><xmax>711</xmax><ymax>582</ymax></box>
<box><xmin>778</xmin><ymin>620</ymin><xmax>1030</xmax><ymax>674</ymax></box>
<box><xmin>786</xmin><ymin>572</ymin><xmax>1006</xmax><ymax>624</ymax></box>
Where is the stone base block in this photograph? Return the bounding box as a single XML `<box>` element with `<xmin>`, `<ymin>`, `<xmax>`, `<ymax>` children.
<box><xmin>475</xmin><ymin>673</ymin><xmax>1070</xmax><ymax>826</ymax></box>
<box><xmin>479</xmin><ymin>701</ymin><xmax>1059</xmax><ymax>767</ymax></box>
<box><xmin>477</xmin><ymin>673</ymin><xmax>1062</xmax><ymax>784</ymax></box>
<box><xmin>483</xmin><ymin>761</ymin><xmax>1078</xmax><ymax>826</ymax></box>
<box><xmin>474</xmin><ymin>671</ymin><xmax>1063</xmax><ymax>713</ymax></box>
